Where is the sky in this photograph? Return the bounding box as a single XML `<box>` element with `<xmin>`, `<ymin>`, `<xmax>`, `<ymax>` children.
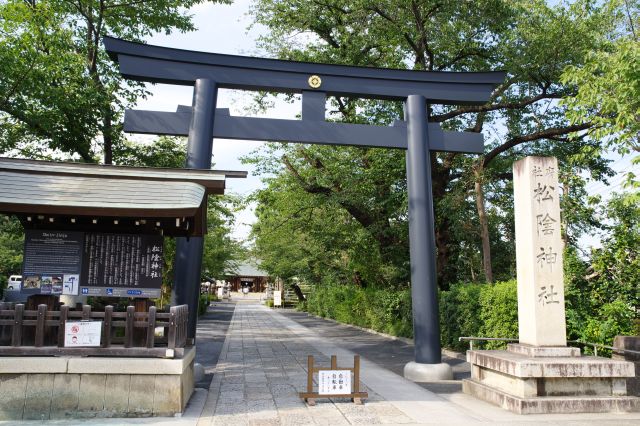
<box><xmin>136</xmin><ymin>0</ymin><xmax>638</xmax><ymax>250</ymax></box>
<box><xmin>139</xmin><ymin>0</ymin><xmax>292</xmax><ymax>242</ymax></box>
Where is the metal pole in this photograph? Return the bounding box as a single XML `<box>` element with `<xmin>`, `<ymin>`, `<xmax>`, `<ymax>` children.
<box><xmin>173</xmin><ymin>78</ymin><xmax>217</xmax><ymax>340</ymax></box>
<box><xmin>405</xmin><ymin>94</ymin><xmax>442</xmax><ymax>364</ymax></box>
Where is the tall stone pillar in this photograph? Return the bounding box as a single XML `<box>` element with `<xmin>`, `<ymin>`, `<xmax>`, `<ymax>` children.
<box><xmin>513</xmin><ymin>156</ymin><xmax>566</xmax><ymax>347</ymax></box>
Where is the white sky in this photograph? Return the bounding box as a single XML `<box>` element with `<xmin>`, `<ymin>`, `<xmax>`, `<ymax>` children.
<box><xmin>136</xmin><ymin>0</ymin><xmax>638</xmax><ymax>250</ymax></box>
<box><xmin>139</xmin><ymin>0</ymin><xmax>293</xmax><ymax>242</ymax></box>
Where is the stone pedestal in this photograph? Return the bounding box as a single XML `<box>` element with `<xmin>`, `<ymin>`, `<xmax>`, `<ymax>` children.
<box><xmin>0</xmin><ymin>347</ymin><xmax>195</xmax><ymax>420</ymax></box>
<box><xmin>462</xmin><ymin>157</ymin><xmax>640</xmax><ymax>414</ymax></box>
<box><xmin>463</xmin><ymin>346</ymin><xmax>640</xmax><ymax>414</ymax></box>
<box><xmin>404</xmin><ymin>361</ymin><xmax>453</xmax><ymax>381</ymax></box>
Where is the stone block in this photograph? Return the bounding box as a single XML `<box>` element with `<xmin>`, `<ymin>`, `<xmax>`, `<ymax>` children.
<box><xmin>78</xmin><ymin>374</ymin><xmax>106</xmax><ymax>413</ymax></box>
<box><xmin>23</xmin><ymin>373</ymin><xmax>54</xmax><ymax>420</ymax></box>
<box><xmin>541</xmin><ymin>377</ymin><xmax>617</xmax><ymax>396</ymax></box>
<box><xmin>182</xmin><ymin>360</ymin><xmax>194</xmax><ymax>408</ymax></box>
<box><xmin>613</xmin><ymin>335</ymin><xmax>640</xmax><ymax>396</ymax></box>
<box><xmin>0</xmin><ymin>374</ymin><xmax>27</xmax><ymax>420</ymax></box>
<box><xmin>49</xmin><ymin>373</ymin><xmax>80</xmax><ymax>419</ymax></box>
<box><xmin>104</xmin><ymin>374</ymin><xmax>130</xmax><ymax>415</ymax></box>
<box><xmin>463</xmin><ymin>379</ymin><xmax>640</xmax><ymax>414</ymax></box>
<box><xmin>0</xmin><ymin>357</ymin><xmax>68</xmax><ymax>374</ymax></box>
<box><xmin>467</xmin><ymin>350</ymin><xmax>635</xmax><ymax>378</ymax></box>
<box><xmin>507</xmin><ymin>343</ymin><xmax>580</xmax><ymax>358</ymax></box>
<box><xmin>153</xmin><ymin>374</ymin><xmax>181</xmax><ymax>416</ymax></box>
<box><xmin>473</xmin><ymin>366</ymin><xmax>537</xmax><ymax>398</ymax></box>
<box><xmin>67</xmin><ymin>347</ymin><xmax>195</xmax><ymax>375</ymax></box>
<box><xmin>128</xmin><ymin>374</ymin><xmax>155</xmax><ymax>415</ymax></box>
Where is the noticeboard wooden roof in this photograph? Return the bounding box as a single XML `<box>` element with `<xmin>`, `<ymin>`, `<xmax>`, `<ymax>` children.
<box><xmin>0</xmin><ymin>157</ymin><xmax>247</xmax><ymax>237</ymax></box>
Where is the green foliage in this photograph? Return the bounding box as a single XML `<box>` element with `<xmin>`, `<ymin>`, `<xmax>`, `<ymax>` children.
<box><xmin>439</xmin><ymin>281</ymin><xmax>518</xmax><ymax>351</ymax></box>
<box><xmin>0</xmin><ymin>216</ymin><xmax>24</xmax><ymax>296</ymax></box>
<box><xmin>582</xmin><ymin>300</ymin><xmax>636</xmax><ymax>351</ymax></box>
<box><xmin>478</xmin><ymin>281</ymin><xmax>519</xmax><ymax>349</ymax></box>
<box><xmin>248</xmin><ymin>0</ymin><xmax>623</xmax><ymax>289</ymax></box>
<box><xmin>0</xmin><ymin>0</ymin><xmax>230</xmax><ymax>163</ymax></box>
<box><xmin>198</xmin><ymin>294</ymin><xmax>210</xmax><ymax>316</ymax></box>
<box><xmin>562</xmin><ymin>1</ymin><xmax>639</xmax><ymax>179</ymax></box>
<box><xmin>439</xmin><ymin>283</ymin><xmax>483</xmax><ymax>351</ymax></box>
<box><xmin>305</xmin><ymin>284</ymin><xmax>413</xmax><ymax>338</ymax></box>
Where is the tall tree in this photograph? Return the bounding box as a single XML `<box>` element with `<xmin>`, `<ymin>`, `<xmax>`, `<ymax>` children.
<box><xmin>0</xmin><ymin>0</ymin><xmax>230</xmax><ymax>163</ymax></box>
<box><xmin>248</xmin><ymin>0</ymin><xmax>619</xmax><ymax>288</ymax></box>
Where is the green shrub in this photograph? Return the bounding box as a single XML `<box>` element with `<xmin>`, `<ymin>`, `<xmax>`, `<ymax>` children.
<box><xmin>304</xmin><ymin>284</ymin><xmax>413</xmax><ymax>338</ymax></box>
<box><xmin>439</xmin><ymin>283</ymin><xmax>483</xmax><ymax>351</ymax></box>
<box><xmin>478</xmin><ymin>280</ymin><xmax>518</xmax><ymax>349</ymax></box>
<box><xmin>198</xmin><ymin>294</ymin><xmax>210</xmax><ymax>316</ymax></box>
<box><xmin>265</xmin><ymin>299</ymin><xmax>274</xmax><ymax>308</ymax></box>
<box><xmin>580</xmin><ymin>300</ymin><xmax>636</xmax><ymax>354</ymax></box>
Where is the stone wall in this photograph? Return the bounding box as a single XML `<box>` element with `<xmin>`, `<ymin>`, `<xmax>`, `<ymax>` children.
<box><xmin>0</xmin><ymin>348</ymin><xmax>194</xmax><ymax>420</ymax></box>
<box><xmin>614</xmin><ymin>336</ymin><xmax>640</xmax><ymax>396</ymax></box>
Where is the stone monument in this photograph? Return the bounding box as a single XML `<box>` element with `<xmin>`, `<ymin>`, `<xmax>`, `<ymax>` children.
<box><xmin>463</xmin><ymin>156</ymin><xmax>640</xmax><ymax>414</ymax></box>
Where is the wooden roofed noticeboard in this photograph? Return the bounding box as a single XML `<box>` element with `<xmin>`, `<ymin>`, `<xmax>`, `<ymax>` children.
<box><xmin>0</xmin><ymin>157</ymin><xmax>246</xmax><ymax>237</ymax></box>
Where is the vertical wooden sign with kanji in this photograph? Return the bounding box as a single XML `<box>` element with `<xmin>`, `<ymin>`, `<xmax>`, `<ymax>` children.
<box><xmin>513</xmin><ymin>156</ymin><xmax>567</xmax><ymax>347</ymax></box>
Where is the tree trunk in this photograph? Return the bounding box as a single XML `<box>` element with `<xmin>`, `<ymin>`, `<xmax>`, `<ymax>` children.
<box><xmin>290</xmin><ymin>282</ymin><xmax>306</xmax><ymax>302</ymax></box>
<box><xmin>102</xmin><ymin>107</ymin><xmax>114</xmax><ymax>165</ymax></box>
<box><xmin>474</xmin><ymin>165</ymin><xmax>493</xmax><ymax>283</ymax></box>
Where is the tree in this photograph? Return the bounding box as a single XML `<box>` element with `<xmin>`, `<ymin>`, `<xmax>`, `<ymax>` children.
<box><xmin>248</xmin><ymin>0</ymin><xmax>617</xmax><ymax>288</ymax></box>
<box><xmin>0</xmin><ymin>0</ymin><xmax>230</xmax><ymax>164</ymax></box>
<box><xmin>562</xmin><ymin>0</ymin><xmax>639</xmax><ymax>197</ymax></box>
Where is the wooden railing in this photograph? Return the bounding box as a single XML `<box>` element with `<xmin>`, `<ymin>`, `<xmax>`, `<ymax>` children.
<box><xmin>0</xmin><ymin>303</ymin><xmax>189</xmax><ymax>358</ymax></box>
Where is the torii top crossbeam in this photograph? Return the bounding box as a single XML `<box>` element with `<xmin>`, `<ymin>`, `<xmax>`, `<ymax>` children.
<box><xmin>104</xmin><ymin>36</ymin><xmax>503</xmax><ymax>104</ymax></box>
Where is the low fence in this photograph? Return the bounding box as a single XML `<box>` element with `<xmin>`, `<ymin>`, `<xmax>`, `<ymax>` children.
<box><xmin>0</xmin><ymin>303</ymin><xmax>188</xmax><ymax>358</ymax></box>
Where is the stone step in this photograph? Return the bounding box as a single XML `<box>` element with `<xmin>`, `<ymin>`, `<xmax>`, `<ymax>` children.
<box><xmin>463</xmin><ymin>378</ymin><xmax>640</xmax><ymax>414</ymax></box>
<box><xmin>467</xmin><ymin>349</ymin><xmax>635</xmax><ymax>378</ymax></box>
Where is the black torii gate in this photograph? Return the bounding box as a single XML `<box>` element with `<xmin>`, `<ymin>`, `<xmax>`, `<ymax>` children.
<box><xmin>104</xmin><ymin>36</ymin><xmax>504</xmax><ymax>378</ymax></box>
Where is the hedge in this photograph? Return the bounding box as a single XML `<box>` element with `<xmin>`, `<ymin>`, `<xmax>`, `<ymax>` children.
<box><xmin>304</xmin><ymin>281</ymin><xmax>519</xmax><ymax>351</ymax></box>
<box><xmin>302</xmin><ymin>280</ymin><xmax>635</xmax><ymax>352</ymax></box>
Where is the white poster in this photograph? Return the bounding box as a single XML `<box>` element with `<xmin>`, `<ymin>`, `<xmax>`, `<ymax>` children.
<box><xmin>318</xmin><ymin>370</ymin><xmax>351</xmax><ymax>395</ymax></box>
<box><xmin>274</xmin><ymin>290</ymin><xmax>282</xmax><ymax>307</ymax></box>
<box><xmin>63</xmin><ymin>274</ymin><xmax>80</xmax><ymax>295</ymax></box>
<box><xmin>64</xmin><ymin>321</ymin><xmax>102</xmax><ymax>347</ymax></box>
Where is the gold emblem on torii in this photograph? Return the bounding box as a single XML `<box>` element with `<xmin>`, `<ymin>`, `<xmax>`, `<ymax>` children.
<box><xmin>308</xmin><ymin>75</ymin><xmax>322</xmax><ymax>89</ymax></box>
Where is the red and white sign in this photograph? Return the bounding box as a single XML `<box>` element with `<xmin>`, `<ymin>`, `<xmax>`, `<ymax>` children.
<box><xmin>64</xmin><ymin>321</ymin><xmax>102</xmax><ymax>347</ymax></box>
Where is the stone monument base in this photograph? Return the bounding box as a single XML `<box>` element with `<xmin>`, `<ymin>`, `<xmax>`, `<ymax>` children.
<box><xmin>463</xmin><ymin>344</ymin><xmax>640</xmax><ymax>414</ymax></box>
<box><xmin>404</xmin><ymin>361</ymin><xmax>453</xmax><ymax>382</ymax></box>
<box><xmin>0</xmin><ymin>347</ymin><xmax>195</xmax><ymax>420</ymax></box>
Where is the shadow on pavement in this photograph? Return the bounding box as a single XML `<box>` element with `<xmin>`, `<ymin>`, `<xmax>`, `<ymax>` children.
<box><xmin>278</xmin><ymin>309</ymin><xmax>470</xmax><ymax>394</ymax></box>
<box><xmin>194</xmin><ymin>300</ymin><xmax>236</xmax><ymax>389</ymax></box>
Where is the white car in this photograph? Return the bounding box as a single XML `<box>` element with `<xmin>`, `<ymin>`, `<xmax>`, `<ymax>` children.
<box><xmin>7</xmin><ymin>275</ymin><xmax>21</xmax><ymax>291</ymax></box>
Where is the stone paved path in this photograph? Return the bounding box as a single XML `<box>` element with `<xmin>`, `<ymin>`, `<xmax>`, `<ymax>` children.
<box><xmin>198</xmin><ymin>303</ymin><xmax>413</xmax><ymax>425</ymax></box>
<box><xmin>196</xmin><ymin>301</ymin><xmax>640</xmax><ymax>426</ymax></box>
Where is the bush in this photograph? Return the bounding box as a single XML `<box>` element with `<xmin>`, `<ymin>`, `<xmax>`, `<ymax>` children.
<box><xmin>198</xmin><ymin>294</ymin><xmax>210</xmax><ymax>316</ymax></box>
<box><xmin>305</xmin><ymin>284</ymin><xmax>413</xmax><ymax>338</ymax></box>
<box><xmin>478</xmin><ymin>280</ymin><xmax>518</xmax><ymax>349</ymax></box>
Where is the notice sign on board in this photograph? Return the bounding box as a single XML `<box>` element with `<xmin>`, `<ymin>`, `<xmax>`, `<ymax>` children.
<box><xmin>64</xmin><ymin>321</ymin><xmax>102</xmax><ymax>347</ymax></box>
<box><xmin>274</xmin><ymin>290</ymin><xmax>282</xmax><ymax>307</ymax></box>
<box><xmin>318</xmin><ymin>370</ymin><xmax>351</xmax><ymax>395</ymax></box>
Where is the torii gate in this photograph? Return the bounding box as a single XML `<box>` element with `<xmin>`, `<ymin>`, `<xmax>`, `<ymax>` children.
<box><xmin>104</xmin><ymin>37</ymin><xmax>504</xmax><ymax>380</ymax></box>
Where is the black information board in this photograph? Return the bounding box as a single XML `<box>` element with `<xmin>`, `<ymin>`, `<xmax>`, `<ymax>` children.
<box><xmin>81</xmin><ymin>233</ymin><xmax>163</xmax><ymax>297</ymax></box>
<box><xmin>22</xmin><ymin>231</ymin><xmax>163</xmax><ymax>298</ymax></box>
<box><xmin>22</xmin><ymin>230</ymin><xmax>84</xmax><ymax>296</ymax></box>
